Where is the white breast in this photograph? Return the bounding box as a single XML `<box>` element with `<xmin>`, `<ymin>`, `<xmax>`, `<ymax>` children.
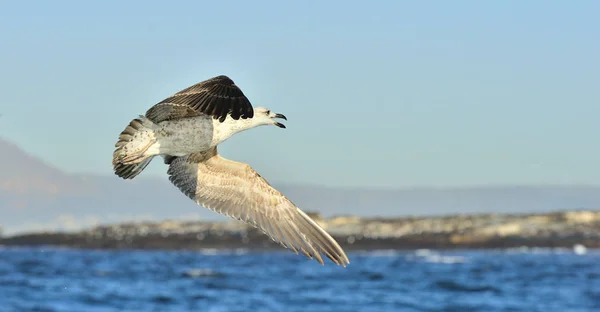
<box><xmin>152</xmin><ymin>114</ymin><xmax>252</xmax><ymax>156</ymax></box>
<box><xmin>210</xmin><ymin>118</ymin><xmax>246</xmax><ymax>146</ymax></box>
<box><xmin>154</xmin><ymin>116</ymin><xmax>216</xmax><ymax>156</ymax></box>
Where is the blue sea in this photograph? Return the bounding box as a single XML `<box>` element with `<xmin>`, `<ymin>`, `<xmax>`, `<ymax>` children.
<box><xmin>0</xmin><ymin>247</ymin><xmax>598</xmax><ymax>311</ymax></box>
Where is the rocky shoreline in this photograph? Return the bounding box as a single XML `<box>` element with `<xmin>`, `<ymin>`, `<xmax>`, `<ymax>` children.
<box><xmin>1</xmin><ymin>210</ymin><xmax>599</xmax><ymax>251</ymax></box>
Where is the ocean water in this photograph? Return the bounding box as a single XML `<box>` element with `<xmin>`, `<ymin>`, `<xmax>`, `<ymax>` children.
<box><xmin>0</xmin><ymin>247</ymin><xmax>598</xmax><ymax>312</ymax></box>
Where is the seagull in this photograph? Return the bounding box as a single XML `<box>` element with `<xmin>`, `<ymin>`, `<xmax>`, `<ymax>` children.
<box><xmin>112</xmin><ymin>75</ymin><xmax>349</xmax><ymax>266</ymax></box>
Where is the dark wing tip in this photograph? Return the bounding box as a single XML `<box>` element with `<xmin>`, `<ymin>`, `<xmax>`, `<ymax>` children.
<box><xmin>160</xmin><ymin>75</ymin><xmax>254</xmax><ymax>122</ymax></box>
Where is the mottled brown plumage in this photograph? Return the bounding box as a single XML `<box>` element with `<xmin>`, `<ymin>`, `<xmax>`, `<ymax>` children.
<box><xmin>165</xmin><ymin>148</ymin><xmax>350</xmax><ymax>266</ymax></box>
<box><xmin>111</xmin><ymin>75</ymin><xmax>349</xmax><ymax>266</ymax></box>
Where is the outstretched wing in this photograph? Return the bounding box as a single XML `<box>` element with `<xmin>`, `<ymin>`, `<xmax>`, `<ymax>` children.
<box><xmin>145</xmin><ymin>75</ymin><xmax>254</xmax><ymax>123</ymax></box>
<box><xmin>164</xmin><ymin>149</ymin><xmax>350</xmax><ymax>266</ymax></box>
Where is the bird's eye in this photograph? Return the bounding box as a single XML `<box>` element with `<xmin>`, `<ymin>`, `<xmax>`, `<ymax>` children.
<box><xmin>266</xmin><ymin>110</ymin><xmax>271</xmax><ymax>115</ymax></box>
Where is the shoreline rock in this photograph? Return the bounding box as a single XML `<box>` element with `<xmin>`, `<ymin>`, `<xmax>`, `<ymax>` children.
<box><xmin>1</xmin><ymin>210</ymin><xmax>599</xmax><ymax>250</ymax></box>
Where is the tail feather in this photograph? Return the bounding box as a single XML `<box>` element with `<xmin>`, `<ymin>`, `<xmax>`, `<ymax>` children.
<box><xmin>114</xmin><ymin>156</ymin><xmax>155</xmax><ymax>179</ymax></box>
<box><xmin>112</xmin><ymin>116</ymin><xmax>158</xmax><ymax>179</ymax></box>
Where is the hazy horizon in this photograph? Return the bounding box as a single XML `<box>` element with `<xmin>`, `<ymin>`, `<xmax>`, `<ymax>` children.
<box><xmin>2</xmin><ymin>135</ymin><xmax>600</xmax><ymax>237</ymax></box>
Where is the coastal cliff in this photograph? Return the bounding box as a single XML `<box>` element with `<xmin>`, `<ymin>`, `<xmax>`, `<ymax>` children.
<box><xmin>2</xmin><ymin>210</ymin><xmax>599</xmax><ymax>250</ymax></box>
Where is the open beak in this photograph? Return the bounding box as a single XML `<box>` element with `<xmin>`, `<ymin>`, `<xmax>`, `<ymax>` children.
<box><xmin>274</xmin><ymin>113</ymin><xmax>287</xmax><ymax>128</ymax></box>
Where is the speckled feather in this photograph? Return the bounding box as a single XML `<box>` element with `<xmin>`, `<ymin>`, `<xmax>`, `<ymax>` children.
<box><xmin>165</xmin><ymin>147</ymin><xmax>350</xmax><ymax>267</ymax></box>
<box><xmin>112</xmin><ymin>117</ymin><xmax>159</xmax><ymax>179</ymax></box>
<box><xmin>112</xmin><ymin>76</ymin><xmax>349</xmax><ymax>266</ymax></box>
<box><xmin>112</xmin><ymin>110</ymin><xmax>263</xmax><ymax>179</ymax></box>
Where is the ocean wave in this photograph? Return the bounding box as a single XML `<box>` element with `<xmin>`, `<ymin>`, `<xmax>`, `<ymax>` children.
<box><xmin>0</xmin><ymin>248</ymin><xmax>597</xmax><ymax>311</ymax></box>
<box><xmin>408</xmin><ymin>249</ymin><xmax>468</xmax><ymax>264</ymax></box>
<box><xmin>181</xmin><ymin>268</ymin><xmax>226</xmax><ymax>279</ymax></box>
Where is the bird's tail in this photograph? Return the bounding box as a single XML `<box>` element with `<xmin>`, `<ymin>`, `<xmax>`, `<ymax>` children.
<box><xmin>112</xmin><ymin>116</ymin><xmax>159</xmax><ymax>179</ymax></box>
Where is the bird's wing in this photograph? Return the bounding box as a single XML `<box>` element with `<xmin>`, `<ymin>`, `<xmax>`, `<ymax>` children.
<box><xmin>145</xmin><ymin>75</ymin><xmax>254</xmax><ymax>123</ymax></box>
<box><xmin>164</xmin><ymin>148</ymin><xmax>350</xmax><ymax>266</ymax></box>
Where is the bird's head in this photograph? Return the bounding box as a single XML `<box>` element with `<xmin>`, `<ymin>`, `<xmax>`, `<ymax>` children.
<box><xmin>252</xmin><ymin>107</ymin><xmax>287</xmax><ymax>129</ymax></box>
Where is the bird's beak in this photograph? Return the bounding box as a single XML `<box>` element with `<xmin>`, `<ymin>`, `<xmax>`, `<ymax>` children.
<box><xmin>274</xmin><ymin>113</ymin><xmax>287</xmax><ymax>128</ymax></box>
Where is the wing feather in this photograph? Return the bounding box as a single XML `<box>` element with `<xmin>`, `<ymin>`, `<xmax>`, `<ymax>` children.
<box><xmin>164</xmin><ymin>149</ymin><xmax>350</xmax><ymax>266</ymax></box>
<box><xmin>145</xmin><ymin>75</ymin><xmax>254</xmax><ymax>123</ymax></box>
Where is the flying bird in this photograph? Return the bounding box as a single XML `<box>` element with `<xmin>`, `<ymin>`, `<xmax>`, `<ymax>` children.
<box><xmin>112</xmin><ymin>75</ymin><xmax>349</xmax><ymax>266</ymax></box>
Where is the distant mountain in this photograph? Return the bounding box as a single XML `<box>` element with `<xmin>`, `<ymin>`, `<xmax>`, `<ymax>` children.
<box><xmin>1</xmin><ymin>137</ymin><xmax>599</xmax><ymax>235</ymax></box>
<box><xmin>0</xmin><ymin>138</ymin><xmax>78</xmax><ymax>195</ymax></box>
<box><xmin>0</xmin><ymin>137</ymin><xmax>204</xmax><ymax>234</ymax></box>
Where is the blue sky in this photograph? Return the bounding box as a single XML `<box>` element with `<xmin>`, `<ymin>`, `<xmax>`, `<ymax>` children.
<box><xmin>0</xmin><ymin>0</ymin><xmax>598</xmax><ymax>188</ymax></box>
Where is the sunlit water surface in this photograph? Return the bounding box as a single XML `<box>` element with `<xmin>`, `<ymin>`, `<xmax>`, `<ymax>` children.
<box><xmin>1</xmin><ymin>247</ymin><xmax>598</xmax><ymax>311</ymax></box>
